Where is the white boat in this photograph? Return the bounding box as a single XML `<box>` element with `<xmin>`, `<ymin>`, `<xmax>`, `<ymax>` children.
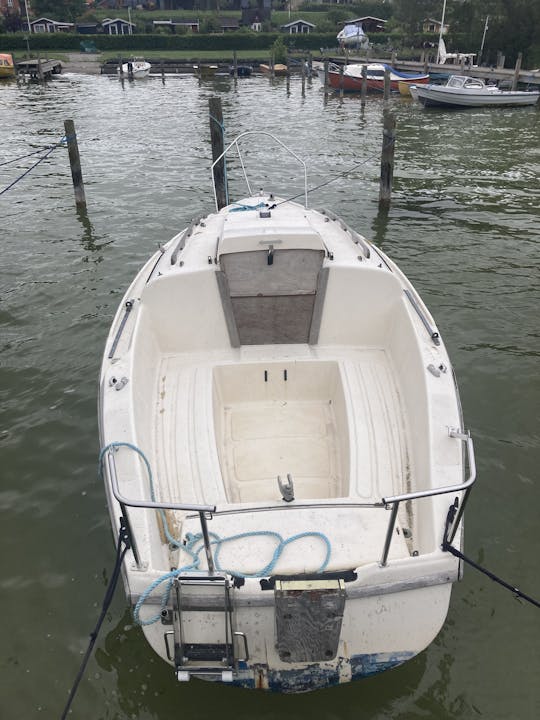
<box><xmin>414</xmin><ymin>75</ymin><xmax>539</xmax><ymax>108</ymax></box>
<box><xmin>99</xmin><ymin>132</ymin><xmax>476</xmax><ymax>693</ymax></box>
<box><xmin>337</xmin><ymin>24</ymin><xmax>369</xmax><ymax>49</ymax></box>
<box><xmin>119</xmin><ymin>59</ymin><xmax>151</xmax><ymax>79</ymax></box>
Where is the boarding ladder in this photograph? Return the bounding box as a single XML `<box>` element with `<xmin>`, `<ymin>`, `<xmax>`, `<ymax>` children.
<box><xmin>165</xmin><ymin>573</ymin><xmax>248</xmax><ymax>682</ymax></box>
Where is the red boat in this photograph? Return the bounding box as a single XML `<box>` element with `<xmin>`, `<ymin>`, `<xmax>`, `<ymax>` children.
<box><xmin>321</xmin><ymin>63</ymin><xmax>429</xmax><ymax>93</ymax></box>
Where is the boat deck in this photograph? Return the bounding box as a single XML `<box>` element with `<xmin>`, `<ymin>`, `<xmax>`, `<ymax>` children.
<box><xmin>149</xmin><ymin>345</ymin><xmax>412</xmax><ymax>574</ymax></box>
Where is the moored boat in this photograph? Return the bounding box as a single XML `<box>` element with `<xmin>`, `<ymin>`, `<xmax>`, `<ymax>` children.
<box><xmin>414</xmin><ymin>74</ymin><xmax>540</xmax><ymax>108</ymax></box>
<box><xmin>260</xmin><ymin>63</ymin><xmax>288</xmax><ymax>76</ymax></box>
<box><xmin>119</xmin><ymin>59</ymin><xmax>151</xmax><ymax>79</ymax></box>
<box><xmin>0</xmin><ymin>53</ymin><xmax>16</xmax><ymax>79</ymax></box>
<box><xmin>321</xmin><ymin>63</ymin><xmax>429</xmax><ymax>93</ymax></box>
<box><xmin>99</xmin><ymin>132</ymin><xmax>476</xmax><ymax>693</ymax></box>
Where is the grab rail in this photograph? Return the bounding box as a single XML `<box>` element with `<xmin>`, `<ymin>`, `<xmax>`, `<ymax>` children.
<box><xmin>211</xmin><ymin>131</ymin><xmax>309</xmax><ymax>211</ymax></box>
<box><xmin>105</xmin><ymin>427</ymin><xmax>475</xmax><ymax>575</ymax></box>
<box><xmin>379</xmin><ymin>428</ymin><xmax>476</xmax><ymax>566</ymax></box>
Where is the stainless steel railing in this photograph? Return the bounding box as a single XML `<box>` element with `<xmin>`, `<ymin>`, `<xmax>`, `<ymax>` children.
<box><xmin>105</xmin><ymin>426</ymin><xmax>475</xmax><ymax>574</ymax></box>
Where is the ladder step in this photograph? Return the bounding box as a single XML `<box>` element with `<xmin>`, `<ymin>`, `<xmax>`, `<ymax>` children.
<box><xmin>183</xmin><ymin>643</ymin><xmax>232</xmax><ymax>662</ymax></box>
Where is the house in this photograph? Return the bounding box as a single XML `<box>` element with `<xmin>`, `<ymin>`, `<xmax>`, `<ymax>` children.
<box><xmin>422</xmin><ymin>18</ymin><xmax>449</xmax><ymax>35</ymax></box>
<box><xmin>280</xmin><ymin>19</ymin><xmax>316</xmax><ymax>35</ymax></box>
<box><xmin>0</xmin><ymin>0</ymin><xmax>22</xmax><ymax>15</ymax></box>
<box><xmin>339</xmin><ymin>17</ymin><xmax>387</xmax><ymax>34</ymax></box>
<box><xmin>26</xmin><ymin>18</ymin><xmax>75</xmax><ymax>33</ymax></box>
<box><xmin>152</xmin><ymin>19</ymin><xmax>200</xmax><ymax>33</ymax></box>
<box><xmin>219</xmin><ymin>17</ymin><xmax>240</xmax><ymax>33</ymax></box>
<box><xmin>102</xmin><ymin>18</ymin><xmax>136</xmax><ymax>35</ymax></box>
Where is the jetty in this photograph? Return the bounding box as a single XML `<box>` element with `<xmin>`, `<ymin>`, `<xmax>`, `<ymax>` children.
<box><xmin>16</xmin><ymin>58</ymin><xmax>62</xmax><ymax>80</ymax></box>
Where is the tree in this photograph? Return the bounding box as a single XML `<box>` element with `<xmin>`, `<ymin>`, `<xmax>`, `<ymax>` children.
<box><xmin>31</xmin><ymin>0</ymin><xmax>86</xmax><ymax>22</ymax></box>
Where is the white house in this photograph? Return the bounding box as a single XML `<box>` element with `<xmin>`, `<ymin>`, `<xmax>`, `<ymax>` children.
<box><xmin>280</xmin><ymin>19</ymin><xmax>316</xmax><ymax>34</ymax></box>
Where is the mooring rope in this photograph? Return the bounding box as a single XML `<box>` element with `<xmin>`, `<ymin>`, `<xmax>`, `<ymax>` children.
<box><xmin>98</xmin><ymin>442</ymin><xmax>332</xmax><ymax>626</ymax></box>
<box><xmin>0</xmin><ymin>136</ymin><xmax>66</xmax><ymax>197</ymax></box>
<box><xmin>60</xmin><ymin>520</ymin><xmax>131</xmax><ymax>720</ymax></box>
<box><xmin>443</xmin><ymin>503</ymin><xmax>540</xmax><ymax>609</ymax></box>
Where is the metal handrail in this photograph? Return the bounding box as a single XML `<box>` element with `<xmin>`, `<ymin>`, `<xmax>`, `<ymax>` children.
<box><xmin>211</xmin><ymin>131</ymin><xmax>309</xmax><ymax>211</ymax></box>
<box><xmin>379</xmin><ymin>428</ymin><xmax>476</xmax><ymax>566</ymax></box>
<box><xmin>106</xmin><ymin>427</ymin><xmax>475</xmax><ymax>574</ymax></box>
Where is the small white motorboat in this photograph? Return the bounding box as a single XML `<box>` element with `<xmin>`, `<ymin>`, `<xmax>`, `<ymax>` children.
<box><xmin>99</xmin><ymin>132</ymin><xmax>476</xmax><ymax>692</ymax></box>
<box><xmin>414</xmin><ymin>74</ymin><xmax>539</xmax><ymax>108</ymax></box>
<box><xmin>119</xmin><ymin>58</ymin><xmax>151</xmax><ymax>79</ymax></box>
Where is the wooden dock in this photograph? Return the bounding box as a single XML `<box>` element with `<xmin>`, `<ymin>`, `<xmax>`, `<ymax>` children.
<box><xmin>16</xmin><ymin>59</ymin><xmax>63</xmax><ymax>80</ymax></box>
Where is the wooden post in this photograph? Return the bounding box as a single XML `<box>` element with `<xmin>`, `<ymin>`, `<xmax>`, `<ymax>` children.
<box><xmin>339</xmin><ymin>63</ymin><xmax>344</xmax><ymax>98</ymax></box>
<box><xmin>391</xmin><ymin>51</ymin><xmax>397</xmax><ymax>66</ymax></box>
<box><xmin>307</xmin><ymin>52</ymin><xmax>312</xmax><ymax>79</ymax></box>
<box><xmin>160</xmin><ymin>58</ymin><xmax>165</xmax><ymax>83</ymax></box>
<box><xmin>361</xmin><ymin>64</ymin><xmax>367</xmax><ymax>106</ymax></box>
<box><xmin>383</xmin><ymin>66</ymin><xmax>391</xmax><ymax>100</ymax></box>
<box><xmin>379</xmin><ymin>110</ymin><xmax>395</xmax><ymax>207</ymax></box>
<box><xmin>64</xmin><ymin>119</ymin><xmax>86</xmax><ymax>209</ymax></box>
<box><xmin>233</xmin><ymin>50</ymin><xmax>238</xmax><ymax>79</ymax></box>
<box><xmin>208</xmin><ymin>97</ymin><xmax>228</xmax><ymax>210</ymax></box>
<box><xmin>118</xmin><ymin>57</ymin><xmax>123</xmax><ymax>78</ymax></box>
<box><xmin>323</xmin><ymin>59</ymin><xmax>329</xmax><ymax>98</ymax></box>
<box><xmin>511</xmin><ymin>52</ymin><xmax>522</xmax><ymax>90</ymax></box>
<box><xmin>301</xmin><ymin>55</ymin><xmax>306</xmax><ymax>95</ymax></box>
<box><xmin>37</xmin><ymin>54</ymin><xmax>43</xmax><ymax>82</ymax></box>
<box><xmin>270</xmin><ymin>52</ymin><xmax>275</xmax><ymax>79</ymax></box>
<box><xmin>496</xmin><ymin>51</ymin><xmax>505</xmax><ymax>69</ymax></box>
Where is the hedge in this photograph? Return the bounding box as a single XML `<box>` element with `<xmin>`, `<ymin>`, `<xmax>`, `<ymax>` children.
<box><xmin>0</xmin><ymin>31</ymin><xmax>340</xmax><ymax>53</ymax></box>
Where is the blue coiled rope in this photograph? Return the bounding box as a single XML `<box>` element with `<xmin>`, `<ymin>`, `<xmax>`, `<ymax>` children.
<box><xmin>99</xmin><ymin>442</ymin><xmax>332</xmax><ymax>626</ymax></box>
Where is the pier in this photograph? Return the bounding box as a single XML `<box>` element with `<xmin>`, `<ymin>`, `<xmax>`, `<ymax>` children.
<box><xmin>16</xmin><ymin>58</ymin><xmax>63</xmax><ymax>80</ymax></box>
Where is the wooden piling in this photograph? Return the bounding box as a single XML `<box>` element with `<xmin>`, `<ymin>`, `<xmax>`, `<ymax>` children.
<box><xmin>301</xmin><ymin>56</ymin><xmax>306</xmax><ymax>95</ymax></box>
<box><xmin>208</xmin><ymin>97</ymin><xmax>228</xmax><ymax>211</ymax></box>
<box><xmin>383</xmin><ymin>66</ymin><xmax>391</xmax><ymax>100</ymax></box>
<box><xmin>270</xmin><ymin>53</ymin><xmax>275</xmax><ymax>79</ymax></box>
<box><xmin>511</xmin><ymin>52</ymin><xmax>522</xmax><ymax>91</ymax></box>
<box><xmin>233</xmin><ymin>50</ymin><xmax>238</xmax><ymax>79</ymax></box>
<box><xmin>379</xmin><ymin>110</ymin><xmax>395</xmax><ymax>207</ymax></box>
<box><xmin>361</xmin><ymin>64</ymin><xmax>367</xmax><ymax>106</ymax></box>
<box><xmin>63</xmin><ymin>119</ymin><xmax>86</xmax><ymax>209</ymax></box>
<box><xmin>323</xmin><ymin>59</ymin><xmax>329</xmax><ymax>97</ymax></box>
<box><xmin>339</xmin><ymin>64</ymin><xmax>344</xmax><ymax>98</ymax></box>
<box><xmin>118</xmin><ymin>57</ymin><xmax>123</xmax><ymax>77</ymax></box>
<box><xmin>160</xmin><ymin>58</ymin><xmax>165</xmax><ymax>83</ymax></box>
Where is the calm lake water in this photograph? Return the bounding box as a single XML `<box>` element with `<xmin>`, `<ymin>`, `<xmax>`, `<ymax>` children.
<box><xmin>1</xmin><ymin>71</ymin><xmax>539</xmax><ymax>719</ymax></box>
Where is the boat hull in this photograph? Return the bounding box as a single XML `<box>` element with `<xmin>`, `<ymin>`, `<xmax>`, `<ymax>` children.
<box><xmin>99</xmin><ymin>177</ymin><xmax>470</xmax><ymax>693</ymax></box>
<box><xmin>325</xmin><ymin>67</ymin><xmax>429</xmax><ymax>93</ymax></box>
<box><xmin>416</xmin><ymin>85</ymin><xmax>539</xmax><ymax>108</ymax></box>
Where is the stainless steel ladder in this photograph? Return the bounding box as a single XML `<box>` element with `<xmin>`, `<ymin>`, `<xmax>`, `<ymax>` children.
<box><xmin>165</xmin><ymin>573</ymin><xmax>248</xmax><ymax>682</ymax></box>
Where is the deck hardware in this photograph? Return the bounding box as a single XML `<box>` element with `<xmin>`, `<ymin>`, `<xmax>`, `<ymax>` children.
<box><xmin>208</xmin><ymin>256</ymin><xmax>213</xmax><ymax>264</ymax></box>
<box><xmin>264</xmin><ymin>370</ymin><xmax>268</xmax><ymax>382</ymax></box>
<box><xmin>439</xmin><ymin>363</ymin><xmax>447</xmax><ymax>373</ymax></box>
<box><xmin>259</xmin><ymin>209</ymin><xmax>271</xmax><ymax>219</ymax></box>
<box><xmin>161</xmin><ymin>609</ymin><xmax>173</xmax><ymax>625</ymax></box>
<box><xmin>278</xmin><ymin>474</ymin><xmax>295</xmax><ymax>502</ymax></box>
<box><xmin>107</xmin><ymin>299</ymin><xmax>134</xmax><ymax>359</ymax></box>
<box><xmin>404</xmin><ymin>289</ymin><xmax>441</xmax><ymax>346</ymax></box>
<box><xmin>283</xmin><ymin>369</ymin><xmax>287</xmax><ymax>381</ymax></box>
<box><xmin>234</xmin><ymin>631</ymin><xmax>250</xmax><ymax>662</ymax></box>
<box><xmin>164</xmin><ymin>631</ymin><xmax>174</xmax><ymax>659</ymax></box>
<box><xmin>267</xmin><ymin>245</ymin><xmax>274</xmax><ymax>265</ymax></box>
<box><xmin>110</xmin><ymin>376</ymin><xmax>129</xmax><ymax>391</ymax></box>
<box><xmin>427</xmin><ymin>364</ymin><xmax>441</xmax><ymax>377</ymax></box>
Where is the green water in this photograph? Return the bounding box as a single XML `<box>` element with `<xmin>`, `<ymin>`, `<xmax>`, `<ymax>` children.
<box><xmin>1</xmin><ymin>72</ymin><xmax>539</xmax><ymax>719</ymax></box>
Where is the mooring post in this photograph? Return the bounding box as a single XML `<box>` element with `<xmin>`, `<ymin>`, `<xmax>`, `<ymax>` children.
<box><xmin>301</xmin><ymin>56</ymin><xmax>306</xmax><ymax>95</ymax></box>
<box><xmin>379</xmin><ymin>110</ymin><xmax>396</xmax><ymax>207</ymax></box>
<box><xmin>64</xmin><ymin>119</ymin><xmax>87</xmax><ymax>209</ymax></box>
<box><xmin>270</xmin><ymin>52</ymin><xmax>275</xmax><ymax>79</ymax></box>
<box><xmin>37</xmin><ymin>54</ymin><xmax>43</xmax><ymax>82</ymax></box>
<box><xmin>307</xmin><ymin>52</ymin><xmax>312</xmax><ymax>79</ymax></box>
<box><xmin>391</xmin><ymin>51</ymin><xmax>397</xmax><ymax>66</ymax></box>
<box><xmin>361</xmin><ymin>64</ymin><xmax>367</xmax><ymax>106</ymax></box>
<box><xmin>208</xmin><ymin>97</ymin><xmax>228</xmax><ymax>210</ymax></box>
<box><xmin>383</xmin><ymin>66</ymin><xmax>391</xmax><ymax>100</ymax></box>
<box><xmin>339</xmin><ymin>63</ymin><xmax>344</xmax><ymax>98</ymax></box>
<box><xmin>323</xmin><ymin>59</ymin><xmax>329</xmax><ymax>97</ymax></box>
<box><xmin>233</xmin><ymin>50</ymin><xmax>238</xmax><ymax>79</ymax></box>
<box><xmin>511</xmin><ymin>52</ymin><xmax>522</xmax><ymax>90</ymax></box>
<box><xmin>160</xmin><ymin>58</ymin><xmax>165</xmax><ymax>83</ymax></box>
